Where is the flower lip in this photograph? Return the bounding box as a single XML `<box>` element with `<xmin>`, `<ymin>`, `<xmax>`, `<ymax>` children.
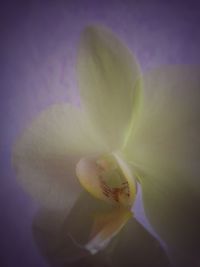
<box><xmin>76</xmin><ymin>152</ymin><xmax>137</xmax><ymax>208</ymax></box>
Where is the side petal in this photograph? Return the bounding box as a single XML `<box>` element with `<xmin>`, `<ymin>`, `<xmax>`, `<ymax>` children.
<box><xmin>12</xmin><ymin>104</ymin><xmax>106</xmax><ymax>210</ymax></box>
<box><xmin>77</xmin><ymin>25</ymin><xmax>142</xmax><ymax>150</ymax></box>
<box><xmin>123</xmin><ymin>66</ymin><xmax>200</xmax><ymax>264</ymax></box>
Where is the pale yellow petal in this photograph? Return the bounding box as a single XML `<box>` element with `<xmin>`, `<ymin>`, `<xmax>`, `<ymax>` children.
<box><xmin>124</xmin><ymin>66</ymin><xmax>200</xmax><ymax>184</ymax></box>
<box><xmin>12</xmin><ymin>103</ymin><xmax>106</xmax><ymax>210</ymax></box>
<box><xmin>123</xmin><ymin>66</ymin><xmax>200</xmax><ymax>263</ymax></box>
<box><xmin>77</xmin><ymin>25</ymin><xmax>142</xmax><ymax>150</ymax></box>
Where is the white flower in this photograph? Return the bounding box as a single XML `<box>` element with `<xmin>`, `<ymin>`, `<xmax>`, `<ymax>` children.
<box><xmin>13</xmin><ymin>25</ymin><xmax>200</xmax><ymax>266</ymax></box>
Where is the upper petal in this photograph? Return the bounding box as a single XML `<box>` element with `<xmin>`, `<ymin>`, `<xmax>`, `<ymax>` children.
<box><xmin>12</xmin><ymin>103</ymin><xmax>106</xmax><ymax>210</ymax></box>
<box><xmin>123</xmin><ymin>66</ymin><xmax>200</xmax><ymax>264</ymax></box>
<box><xmin>77</xmin><ymin>25</ymin><xmax>142</xmax><ymax>150</ymax></box>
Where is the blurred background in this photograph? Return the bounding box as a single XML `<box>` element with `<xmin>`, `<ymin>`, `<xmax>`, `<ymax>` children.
<box><xmin>1</xmin><ymin>0</ymin><xmax>200</xmax><ymax>266</ymax></box>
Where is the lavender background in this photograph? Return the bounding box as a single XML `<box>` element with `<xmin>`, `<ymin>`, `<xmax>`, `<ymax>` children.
<box><xmin>1</xmin><ymin>0</ymin><xmax>200</xmax><ymax>266</ymax></box>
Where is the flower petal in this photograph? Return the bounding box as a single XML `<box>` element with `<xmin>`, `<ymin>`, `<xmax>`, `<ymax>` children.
<box><xmin>12</xmin><ymin>104</ymin><xmax>106</xmax><ymax>210</ymax></box>
<box><xmin>77</xmin><ymin>25</ymin><xmax>142</xmax><ymax>150</ymax></box>
<box><xmin>33</xmin><ymin>192</ymin><xmax>170</xmax><ymax>267</ymax></box>
<box><xmin>123</xmin><ymin>66</ymin><xmax>200</xmax><ymax>264</ymax></box>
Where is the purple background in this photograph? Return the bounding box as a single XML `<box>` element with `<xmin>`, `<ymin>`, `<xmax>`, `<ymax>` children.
<box><xmin>1</xmin><ymin>0</ymin><xmax>200</xmax><ymax>266</ymax></box>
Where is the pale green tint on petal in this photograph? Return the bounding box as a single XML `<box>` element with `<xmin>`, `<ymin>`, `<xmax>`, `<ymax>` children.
<box><xmin>123</xmin><ymin>66</ymin><xmax>200</xmax><ymax>263</ymax></box>
<box><xmin>77</xmin><ymin>25</ymin><xmax>142</xmax><ymax>150</ymax></box>
<box><xmin>13</xmin><ymin>104</ymin><xmax>106</xmax><ymax>210</ymax></box>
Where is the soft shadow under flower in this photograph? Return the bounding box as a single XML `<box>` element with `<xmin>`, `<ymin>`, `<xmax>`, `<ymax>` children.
<box><xmin>32</xmin><ymin>192</ymin><xmax>170</xmax><ymax>267</ymax></box>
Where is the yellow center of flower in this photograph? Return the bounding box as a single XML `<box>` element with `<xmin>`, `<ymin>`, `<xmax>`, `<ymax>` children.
<box><xmin>76</xmin><ymin>153</ymin><xmax>137</xmax><ymax>208</ymax></box>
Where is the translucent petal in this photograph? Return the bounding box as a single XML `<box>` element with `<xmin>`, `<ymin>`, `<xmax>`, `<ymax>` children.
<box><xmin>33</xmin><ymin>192</ymin><xmax>170</xmax><ymax>267</ymax></box>
<box><xmin>12</xmin><ymin>104</ymin><xmax>106</xmax><ymax>210</ymax></box>
<box><xmin>123</xmin><ymin>66</ymin><xmax>200</xmax><ymax>264</ymax></box>
<box><xmin>77</xmin><ymin>25</ymin><xmax>142</xmax><ymax>150</ymax></box>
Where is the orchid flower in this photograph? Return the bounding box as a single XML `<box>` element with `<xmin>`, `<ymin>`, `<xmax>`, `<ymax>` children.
<box><xmin>13</xmin><ymin>25</ymin><xmax>200</xmax><ymax>266</ymax></box>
